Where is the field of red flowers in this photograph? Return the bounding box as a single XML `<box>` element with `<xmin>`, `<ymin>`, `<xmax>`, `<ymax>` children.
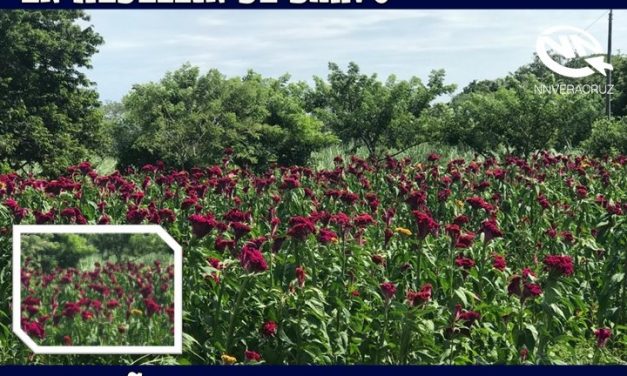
<box><xmin>0</xmin><ymin>150</ymin><xmax>626</xmax><ymax>364</ymax></box>
<box><xmin>20</xmin><ymin>255</ymin><xmax>175</xmax><ymax>347</ymax></box>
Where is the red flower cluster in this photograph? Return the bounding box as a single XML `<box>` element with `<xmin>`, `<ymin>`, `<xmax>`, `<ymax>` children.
<box><xmin>239</xmin><ymin>244</ymin><xmax>268</xmax><ymax>273</ymax></box>
<box><xmin>379</xmin><ymin>281</ymin><xmax>397</xmax><ymax>301</ymax></box>
<box><xmin>543</xmin><ymin>255</ymin><xmax>574</xmax><ymax>276</ymax></box>
<box><xmin>406</xmin><ymin>284</ymin><xmax>432</xmax><ymax>307</ymax></box>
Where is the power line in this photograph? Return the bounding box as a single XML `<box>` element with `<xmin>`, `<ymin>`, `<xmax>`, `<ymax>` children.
<box><xmin>585</xmin><ymin>10</ymin><xmax>609</xmax><ymax>31</ymax></box>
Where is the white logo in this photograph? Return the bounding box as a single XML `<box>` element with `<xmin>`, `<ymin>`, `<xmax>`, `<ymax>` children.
<box><xmin>536</xmin><ymin>26</ymin><xmax>613</xmax><ymax>78</ymax></box>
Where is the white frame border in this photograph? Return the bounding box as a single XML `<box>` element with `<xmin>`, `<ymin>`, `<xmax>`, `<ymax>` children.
<box><xmin>13</xmin><ymin>225</ymin><xmax>183</xmax><ymax>355</ymax></box>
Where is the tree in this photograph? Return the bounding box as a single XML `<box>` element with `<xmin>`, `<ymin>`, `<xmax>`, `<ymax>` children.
<box><xmin>445</xmin><ymin>75</ymin><xmax>603</xmax><ymax>155</ymax></box>
<box><xmin>309</xmin><ymin>62</ymin><xmax>456</xmax><ymax>157</ymax></box>
<box><xmin>0</xmin><ymin>10</ymin><xmax>105</xmax><ymax>175</ymax></box>
<box><xmin>117</xmin><ymin>64</ymin><xmax>336</xmax><ymax>169</ymax></box>
<box><xmin>611</xmin><ymin>55</ymin><xmax>627</xmax><ymax>117</ymax></box>
<box><xmin>582</xmin><ymin>117</ymin><xmax>627</xmax><ymax>156</ymax></box>
<box><xmin>22</xmin><ymin>234</ymin><xmax>97</xmax><ymax>272</ymax></box>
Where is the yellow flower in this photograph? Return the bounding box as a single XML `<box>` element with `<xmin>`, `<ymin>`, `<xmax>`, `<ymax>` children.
<box><xmin>221</xmin><ymin>354</ymin><xmax>237</xmax><ymax>365</ymax></box>
<box><xmin>131</xmin><ymin>308</ymin><xmax>143</xmax><ymax>317</ymax></box>
<box><xmin>395</xmin><ymin>227</ymin><xmax>412</xmax><ymax>236</ymax></box>
<box><xmin>455</xmin><ymin>199</ymin><xmax>464</xmax><ymax>208</ymax></box>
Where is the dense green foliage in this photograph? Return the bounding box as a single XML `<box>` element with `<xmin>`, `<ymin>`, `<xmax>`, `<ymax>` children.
<box><xmin>582</xmin><ymin>117</ymin><xmax>627</xmax><ymax>156</ymax></box>
<box><xmin>443</xmin><ymin>74</ymin><xmax>603</xmax><ymax>155</ymax></box>
<box><xmin>0</xmin><ymin>10</ymin><xmax>106</xmax><ymax>175</ymax></box>
<box><xmin>114</xmin><ymin>66</ymin><xmax>336</xmax><ymax>169</ymax></box>
<box><xmin>307</xmin><ymin>62</ymin><xmax>456</xmax><ymax>156</ymax></box>
<box><xmin>1</xmin><ymin>10</ymin><xmax>626</xmax><ymax>171</ymax></box>
<box><xmin>23</xmin><ymin>234</ymin><xmax>97</xmax><ymax>272</ymax></box>
<box><xmin>21</xmin><ymin>233</ymin><xmax>172</xmax><ymax>272</ymax></box>
<box><xmin>1</xmin><ymin>151</ymin><xmax>625</xmax><ymax>364</ymax></box>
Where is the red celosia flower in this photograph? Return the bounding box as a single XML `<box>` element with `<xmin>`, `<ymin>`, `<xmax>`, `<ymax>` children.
<box><xmin>412</xmin><ymin>210</ymin><xmax>439</xmax><ymax>239</ymax></box>
<box><xmin>379</xmin><ymin>281</ymin><xmax>397</xmax><ymax>302</ymax></box>
<box><xmin>81</xmin><ymin>310</ymin><xmax>94</xmax><ymax>321</ymax></box>
<box><xmin>455</xmin><ymin>232</ymin><xmax>475</xmax><ymax>249</ymax></box>
<box><xmin>523</xmin><ymin>283</ymin><xmax>543</xmax><ymax>298</ymax></box>
<box><xmin>445</xmin><ymin>224</ymin><xmax>460</xmax><ymax>240</ymax></box>
<box><xmin>492</xmin><ymin>254</ymin><xmax>507</xmax><ymax>271</ymax></box>
<box><xmin>239</xmin><ymin>244</ymin><xmax>268</xmax><ymax>273</ymax></box>
<box><xmin>63</xmin><ymin>335</ymin><xmax>73</xmax><ymax>346</ymax></box>
<box><xmin>353</xmin><ymin>213</ymin><xmax>375</xmax><ymax>228</ymax></box>
<box><xmin>507</xmin><ymin>276</ymin><xmax>523</xmax><ymax>297</ymax></box>
<box><xmin>189</xmin><ymin>213</ymin><xmax>217</xmax><ymax>238</ymax></box>
<box><xmin>230</xmin><ymin>221</ymin><xmax>251</xmax><ymax>239</ymax></box>
<box><xmin>22</xmin><ymin>319</ymin><xmax>45</xmax><ymax>339</ymax></box>
<box><xmin>576</xmin><ymin>185</ymin><xmax>588</xmax><ymax>199</ymax></box>
<box><xmin>23</xmin><ymin>296</ymin><xmax>41</xmax><ymax>306</ymax></box>
<box><xmin>34</xmin><ymin>209</ymin><xmax>55</xmax><ymax>224</ymax></box>
<box><xmin>438</xmin><ymin>189</ymin><xmax>452</xmax><ymax>202</ymax></box>
<box><xmin>522</xmin><ymin>267</ymin><xmax>535</xmax><ymax>279</ymax></box>
<box><xmin>537</xmin><ymin>194</ymin><xmax>550</xmax><ymax>209</ymax></box>
<box><xmin>98</xmin><ymin>215</ymin><xmax>111</xmax><ymax>224</ymax></box>
<box><xmin>287</xmin><ymin>216</ymin><xmax>316</xmax><ymax>241</ymax></box>
<box><xmin>455</xmin><ymin>255</ymin><xmax>475</xmax><ymax>270</ymax></box>
<box><xmin>519</xmin><ymin>347</ymin><xmax>529</xmax><ymax>362</ymax></box>
<box><xmin>90</xmin><ymin>299</ymin><xmax>102</xmax><ymax>312</ymax></box>
<box><xmin>245</xmin><ymin>350</ymin><xmax>262</xmax><ymax>362</ymax></box>
<box><xmin>224</xmin><ymin>208</ymin><xmax>251</xmax><ymax>223</ymax></box>
<box><xmin>427</xmin><ymin>152</ymin><xmax>440</xmax><ymax>162</ymax></box>
<box><xmin>181</xmin><ymin>196</ymin><xmax>198</xmax><ymax>210</ymax></box>
<box><xmin>62</xmin><ymin>302</ymin><xmax>81</xmax><ymax>318</ymax></box>
<box><xmin>208</xmin><ymin>257</ymin><xmax>223</xmax><ymax>270</ymax></box>
<box><xmin>261</xmin><ymin>320</ymin><xmax>278</xmax><ymax>337</ymax></box>
<box><xmin>143</xmin><ymin>298</ymin><xmax>161</xmax><ymax>316</ymax></box>
<box><xmin>560</xmin><ymin>231</ymin><xmax>575</xmax><ymax>245</ymax></box>
<box><xmin>140</xmin><ymin>284</ymin><xmax>153</xmax><ymax>298</ymax></box>
<box><xmin>406</xmin><ymin>190</ymin><xmax>427</xmax><ymax>210</ymax></box>
<box><xmin>593</xmin><ymin>328</ymin><xmax>611</xmax><ymax>348</ymax></box>
<box><xmin>543</xmin><ymin>255</ymin><xmax>574</xmax><ymax>276</ymax></box>
<box><xmin>26</xmin><ymin>305</ymin><xmax>39</xmax><ymax>316</ymax></box>
<box><xmin>126</xmin><ymin>207</ymin><xmax>148</xmax><ymax>224</ymax></box>
<box><xmin>453</xmin><ymin>215</ymin><xmax>470</xmax><ymax>226</ymax></box>
<box><xmin>454</xmin><ymin>304</ymin><xmax>481</xmax><ymax>326</ymax></box>
<box><xmin>295</xmin><ymin>266</ymin><xmax>306</xmax><ymax>288</ymax></box>
<box><xmin>406</xmin><ymin>284</ymin><xmax>432</xmax><ymax>307</ymax></box>
<box><xmin>280</xmin><ymin>176</ymin><xmax>300</xmax><ymax>190</ymax></box>
<box><xmin>330</xmin><ymin>212</ymin><xmax>351</xmax><ymax>232</ymax></box>
<box><xmin>339</xmin><ymin>191</ymin><xmax>359</xmax><ymax>205</ymax></box>
<box><xmin>371</xmin><ymin>254</ymin><xmax>385</xmax><ymax>266</ymax></box>
<box><xmin>317</xmin><ymin>228</ymin><xmax>338</xmax><ymax>245</ymax></box>
<box><xmin>166</xmin><ymin>306</ymin><xmax>175</xmax><ymax>322</ymax></box>
<box><xmin>481</xmin><ymin>219</ymin><xmax>503</xmax><ymax>242</ymax></box>
<box><xmin>106</xmin><ymin>299</ymin><xmax>120</xmax><ymax>309</ymax></box>
<box><xmin>215</xmin><ymin>237</ymin><xmax>236</xmax><ymax>252</ymax></box>
<box><xmin>466</xmin><ymin>196</ymin><xmax>493</xmax><ymax>212</ymax></box>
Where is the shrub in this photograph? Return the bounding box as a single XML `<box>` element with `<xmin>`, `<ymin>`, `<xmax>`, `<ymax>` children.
<box><xmin>582</xmin><ymin>117</ymin><xmax>627</xmax><ymax>156</ymax></box>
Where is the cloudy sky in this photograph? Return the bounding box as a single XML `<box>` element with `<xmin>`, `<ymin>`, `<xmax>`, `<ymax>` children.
<box><xmin>84</xmin><ymin>10</ymin><xmax>626</xmax><ymax>102</ymax></box>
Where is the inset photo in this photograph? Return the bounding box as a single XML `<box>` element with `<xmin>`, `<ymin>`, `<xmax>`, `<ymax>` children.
<box><xmin>13</xmin><ymin>225</ymin><xmax>182</xmax><ymax>354</ymax></box>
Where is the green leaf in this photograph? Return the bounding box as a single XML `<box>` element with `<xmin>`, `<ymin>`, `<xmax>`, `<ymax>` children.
<box><xmin>550</xmin><ymin>303</ymin><xmax>566</xmax><ymax>320</ymax></box>
<box><xmin>524</xmin><ymin>323</ymin><xmax>539</xmax><ymax>342</ymax></box>
<box><xmin>455</xmin><ymin>287</ymin><xmax>468</xmax><ymax>306</ymax></box>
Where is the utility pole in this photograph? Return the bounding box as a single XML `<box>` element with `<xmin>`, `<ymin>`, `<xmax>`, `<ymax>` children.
<box><xmin>606</xmin><ymin>9</ymin><xmax>613</xmax><ymax>118</ymax></box>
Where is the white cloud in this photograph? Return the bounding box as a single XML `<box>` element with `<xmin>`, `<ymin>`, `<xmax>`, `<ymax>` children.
<box><xmin>85</xmin><ymin>10</ymin><xmax>627</xmax><ymax>101</ymax></box>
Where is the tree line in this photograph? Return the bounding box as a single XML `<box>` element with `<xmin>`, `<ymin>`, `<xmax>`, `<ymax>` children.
<box><xmin>22</xmin><ymin>233</ymin><xmax>172</xmax><ymax>272</ymax></box>
<box><xmin>1</xmin><ymin>10</ymin><xmax>626</xmax><ymax>176</ymax></box>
